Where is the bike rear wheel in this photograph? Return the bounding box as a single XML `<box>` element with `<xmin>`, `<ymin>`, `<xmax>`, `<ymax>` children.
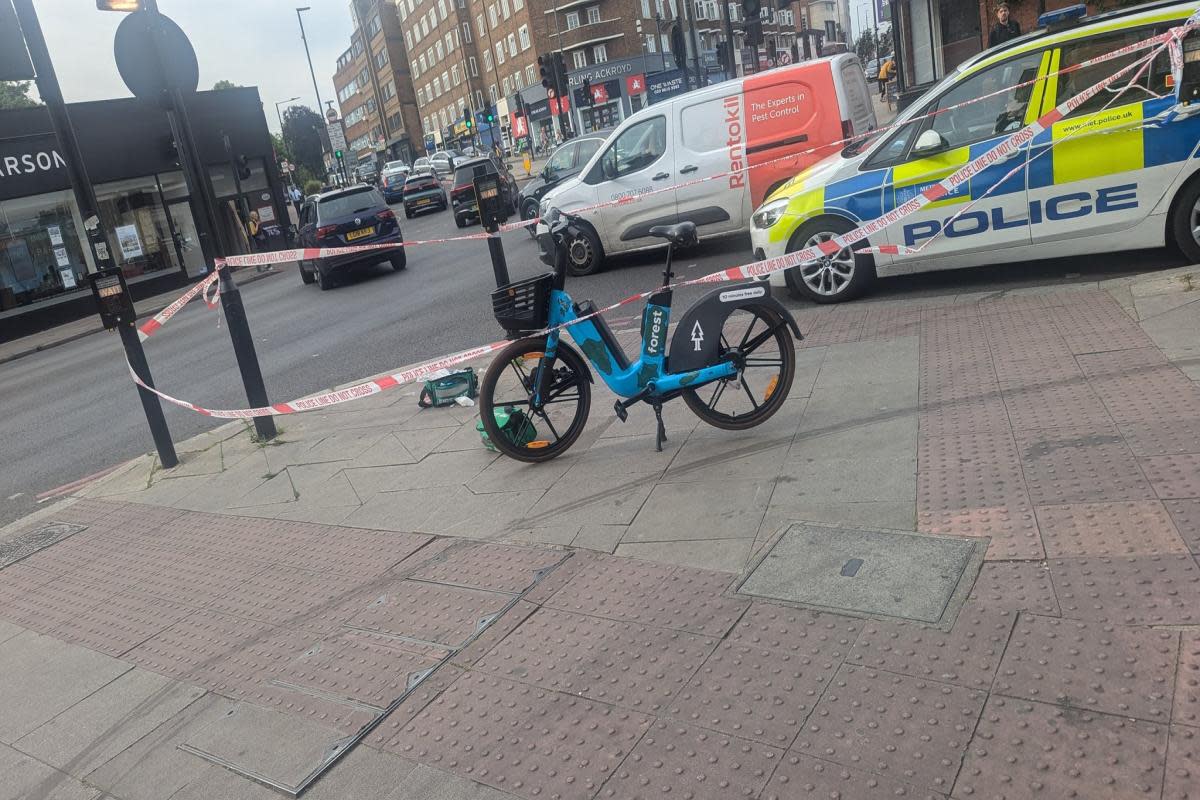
<box><xmin>682</xmin><ymin>304</ymin><xmax>795</xmax><ymax>430</ymax></box>
<box><xmin>479</xmin><ymin>338</ymin><xmax>592</xmax><ymax>462</ymax></box>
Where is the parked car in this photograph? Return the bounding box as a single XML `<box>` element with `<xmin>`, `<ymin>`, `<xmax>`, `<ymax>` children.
<box><xmin>751</xmin><ymin>1</ymin><xmax>1200</xmax><ymax>303</ymax></box>
<box><xmin>380</xmin><ymin>167</ymin><xmax>410</xmax><ymax>203</ymax></box>
<box><xmin>518</xmin><ymin>130</ymin><xmax>612</xmax><ymax>223</ymax></box>
<box><xmin>864</xmin><ymin>57</ymin><xmax>881</xmax><ymax>81</ymax></box>
<box><xmin>430</xmin><ymin>150</ymin><xmax>461</xmax><ymax>176</ymax></box>
<box><xmin>450</xmin><ymin>155</ymin><xmax>519</xmax><ymax>228</ymax></box>
<box><xmin>402</xmin><ymin>172</ymin><xmax>448</xmax><ymax>217</ymax></box>
<box><xmin>539</xmin><ymin>53</ymin><xmax>875</xmax><ymax>275</ymax></box>
<box><xmin>295</xmin><ymin>185</ymin><xmax>405</xmax><ymax>290</ymax></box>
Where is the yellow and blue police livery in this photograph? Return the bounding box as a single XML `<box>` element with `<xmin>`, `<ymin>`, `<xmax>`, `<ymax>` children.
<box><xmin>750</xmin><ymin>0</ymin><xmax>1200</xmax><ymax>303</ymax></box>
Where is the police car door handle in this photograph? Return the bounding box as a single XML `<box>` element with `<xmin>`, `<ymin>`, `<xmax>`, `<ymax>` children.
<box><xmin>679</xmin><ymin>165</ymin><xmax>699</xmax><ymax>174</ymax></box>
<box><xmin>652</xmin><ymin>171</ymin><xmax>671</xmax><ymax>181</ymax></box>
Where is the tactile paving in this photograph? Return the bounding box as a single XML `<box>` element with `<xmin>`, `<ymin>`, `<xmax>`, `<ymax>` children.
<box><xmin>918</xmin><ymin>397</ymin><xmax>1013</xmax><ymax>435</ymax></box>
<box><xmin>1166</xmin><ymin>725</ymin><xmax>1200</xmax><ymax>800</ymax></box>
<box><xmin>1035</xmin><ymin>501</ymin><xmax>1189</xmax><ymax>557</ymax></box>
<box><xmin>125</xmin><ymin>609</ymin><xmax>285</xmax><ymax>684</ymax></box>
<box><xmin>955</xmin><ymin>696</ymin><xmax>1168</xmax><ymax>799</ymax></box>
<box><xmin>475</xmin><ymin>607</ymin><xmax>716</xmax><ymax>713</ymax></box>
<box><xmin>0</xmin><ymin>563</ymin><xmax>59</xmax><ymax>613</ymax></box>
<box><xmin>918</xmin><ymin>504</ymin><xmax>1045</xmax><ymax>561</ymax></box>
<box><xmin>1016</xmin><ymin>426</ymin><xmax>1154</xmax><ymax>505</ymax></box>
<box><xmin>726</xmin><ymin>604</ymin><xmax>862</xmax><ymax>660</ymax></box>
<box><xmin>545</xmin><ymin>556</ymin><xmax>748</xmax><ymax>638</ymax></box>
<box><xmin>133</xmin><ymin>547</ymin><xmax>270</xmax><ymax>605</ymax></box>
<box><xmin>51</xmin><ymin>588</ymin><xmax>195</xmax><ymax>657</ymax></box>
<box><xmin>1176</xmin><ymin>633</ymin><xmax>1200</xmax><ymax>727</ymax></box>
<box><xmin>347</xmin><ymin>578</ymin><xmax>512</xmax><ymax>648</ymax></box>
<box><xmin>994</xmin><ymin>615</ymin><xmax>1178</xmax><ymax>721</ymax></box>
<box><xmin>1003</xmin><ymin>382</ymin><xmax>1113</xmax><ymax>431</ymax></box>
<box><xmin>668</xmin><ymin>639</ymin><xmax>839</xmax><ymax>747</ymax></box>
<box><xmin>1164</xmin><ymin>499</ymin><xmax>1200</xmax><ymax>553</ymax></box>
<box><xmin>204</xmin><ymin>563</ymin><xmax>365</xmax><ymax>631</ymax></box>
<box><xmin>0</xmin><ymin>573</ymin><xmax>114</xmax><ymax>633</ymax></box>
<box><xmin>597</xmin><ymin>719</ymin><xmax>781</xmax><ymax>800</ymax></box>
<box><xmin>859</xmin><ymin>308</ymin><xmax>923</xmax><ymax>342</ymax></box>
<box><xmin>762</xmin><ymin>751</ymin><xmax>945</xmax><ymax>800</ymax></box>
<box><xmin>411</xmin><ymin>541</ymin><xmax>563</xmax><ymax>594</ymax></box>
<box><xmin>389</xmin><ymin>671</ymin><xmax>652</xmax><ymax>799</ymax></box>
<box><xmin>968</xmin><ymin>561</ymin><xmax>1061</xmax><ymax>617</ymax></box>
<box><xmin>278</xmin><ymin>527</ymin><xmax>430</xmax><ymax>577</ymax></box>
<box><xmin>200</xmin><ymin>625</ymin><xmax>327</xmax><ymax>698</ymax></box>
<box><xmin>847</xmin><ymin>603</ymin><xmax>1015</xmax><ymax>690</ymax></box>
<box><xmin>1140</xmin><ymin>453</ymin><xmax>1200</xmax><ymax>499</ymax></box>
<box><xmin>1119</xmin><ymin>418</ymin><xmax>1200</xmax><ymax>457</ymax></box>
<box><xmin>1049</xmin><ymin>554</ymin><xmax>1200</xmax><ymax>625</ymax></box>
<box><xmin>793</xmin><ymin>665</ymin><xmax>985</xmax><ymax>794</ymax></box>
<box><xmin>161</xmin><ymin>513</ymin><xmax>329</xmax><ymax>562</ymax></box>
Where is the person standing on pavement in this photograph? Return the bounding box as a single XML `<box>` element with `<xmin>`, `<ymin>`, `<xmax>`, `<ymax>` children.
<box><xmin>988</xmin><ymin>2</ymin><xmax>1021</xmax><ymax>48</ymax></box>
<box><xmin>877</xmin><ymin>57</ymin><xmax>893</xmax><ymax>99</ymax></box>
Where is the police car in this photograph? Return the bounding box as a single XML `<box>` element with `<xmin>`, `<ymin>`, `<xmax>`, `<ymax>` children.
<box><xmin>751</xmin><ymin>1</ymin><xmax>1200</xmax><ymax>303</ymax></box>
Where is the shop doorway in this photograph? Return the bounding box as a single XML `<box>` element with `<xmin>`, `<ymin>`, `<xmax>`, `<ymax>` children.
<box><xmin>165</xmin><ymin>199</ymin><xmax>208</xmax><ymax>276</ymax></box>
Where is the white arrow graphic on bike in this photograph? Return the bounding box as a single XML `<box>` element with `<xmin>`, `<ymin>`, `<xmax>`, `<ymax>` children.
<box><xmin>691</xmin><ymin>321</ymin><xmax>704</xmax><ymax>351</ymax></box>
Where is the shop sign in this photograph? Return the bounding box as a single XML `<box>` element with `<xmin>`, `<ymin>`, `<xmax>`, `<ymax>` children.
<box><xmin>647</xmin><ymin>70</ymin><xmax>687</xmax><ymax>105</ymax></box>
<box><xmin>525</xmin><ymin>97</ymin><xmax>550</xmax><ymax>121</ymax></box>
<box><xmin>0</xmin><ymin>134</ymin><xmax>71</xmax><ymax>201</ymax></box>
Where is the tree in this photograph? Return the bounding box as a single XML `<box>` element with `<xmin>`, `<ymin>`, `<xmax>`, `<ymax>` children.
<box><xmin>212</xmin><ymin>80</ymin><xmax>239</xmax><ymax>90</ymax></box>
<box><xmin>282</xmin><ymin>105</ymin><xmax>327</xmax><ymax>181</ymax></box>
<box><xmin>0</xmin><ymin>81</ymin><xmax>39</xmax><ymax>110</ymax></box>
<box><xmin>855</xmin><ymin>29</ymin><xmax>877</xmax><ymax>62</ymax></box>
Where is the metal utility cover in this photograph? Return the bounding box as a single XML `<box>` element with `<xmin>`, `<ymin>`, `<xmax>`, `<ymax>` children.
<box><xmin>0</xmin><ymin>523</ymin><xmax>86</xmax><ymax>568</ymax></box>
<box><xmin>738</xmin><ymin>523</ymin><xmax>983</xmax><ymax>625</ymax></box>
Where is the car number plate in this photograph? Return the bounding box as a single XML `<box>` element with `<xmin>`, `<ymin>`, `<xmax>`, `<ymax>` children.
<box><xmin>346</xmin><ymin>227</ymin><xmax>374</xmax><ymax>241</ymax></box>
<box><xmin>416</xmin><ymin>198</ymin><xmax>431</xmax><ymax>205</ymax></box>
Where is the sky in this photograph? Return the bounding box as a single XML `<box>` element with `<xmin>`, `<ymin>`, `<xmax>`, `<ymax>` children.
<box><xmin>30</xmin><ymin>0</ymin><xmax>353</xmax><ymax>134</ymax></box>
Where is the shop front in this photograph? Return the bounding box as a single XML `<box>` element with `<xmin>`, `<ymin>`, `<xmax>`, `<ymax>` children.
<box><xmin>889</xmin><ymin>0</ymin><xmax>983</xmax><ymax>105</ymax></box>
<box><xmin>1</xmin><ymin>88</ymin><xmax>287</xmax><ymax>339</ymax></box>
<box><xmin>565</xmin><ymin>53</ymin><xmax>671</xmax><ymax>136</ymax></box>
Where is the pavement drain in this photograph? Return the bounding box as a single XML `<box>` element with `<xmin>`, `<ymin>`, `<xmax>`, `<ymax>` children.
<box><xmin>736</xmin><ymin>522</ymin><xmax>985</xmax><ymax>627</ymax></box>
<box><xmin>0</xmin><ymin>522</ymin><xmax>86</xmax><ymax>568</ymax></box>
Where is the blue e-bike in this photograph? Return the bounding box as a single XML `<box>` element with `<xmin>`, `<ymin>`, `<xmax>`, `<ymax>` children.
<box><xmin>479</xmin><ymin>212</ymin><xmax>802</xmax><ymax>462</ymax></box>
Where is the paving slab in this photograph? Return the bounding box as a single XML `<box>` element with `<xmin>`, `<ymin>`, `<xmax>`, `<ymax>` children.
<box><xmin>967</xmin><ymin>560</ymin><xmax>1062</xmax><ymax>617</ymax></box>
<box><xmin>793</xmin><ymin>665</ymin><xmax>986</xmax><ymax>794</ymax></box>
<box><xmin>388</xmin><ymin>671</ymin><xmax>652</xmax><ymax>800</ymax></box>
<box><xmin>277</xmin><ymin>527</ymin><xmax>431</xmax><ymax>577</ymax></box>
<box><xmin>409</xmin><ymin>541</ymin><xmax>564</xmax><ymax>594</ymax></box>
<box><xmin>475</xmin><ymin>606</ymin><xmax>716</xmax><ymax>713</ymax></box>
<box><xmin>613</xmin><ymin>536</ymin><xmax>752</xmax><ymax>572</ymax></box>
<box><xmin>1140</xmin><ymin>453</ymin><xmax>1200</xmax><ymax>499</ymax></box>
<box><xmin>1118</xmin><ymin>417</ymin><xmax>1200</xmax><ymax>457</ymax></box>
<box><xmin>14</xmin><ymin>667</ymin><xmax>204</xmax><ymax>778</ymax></box>
<box><xmin>623</xmin><ymin>479</ymin><xmax>772</xmax><ymax>543</ymax></box>
<box><xmin>0</xmin><ymin>743</ymin><xmax>99</xmax><ymax>800</ymax></box>
<box><xmin>571</xmin><ymin>523</ymin><xmax>627</xmax><ymax>553</ymax></box>
<box><xmin>1049</xmin><ymin>554</ymin><xmax>1200</xmax><ymax>625</ymax></box>
<box><xmin>994</xmin><ymin>615</ymin><xmax>1178</xmax><ymax>722</ymax></box>
<box><xmin>955</xmin><ymin>696</ymin><xmax>1168</xmax><ymax>800</ymax></box>
<box><xmin>762</xmin><ymin>750</ymin><xmax>945</xmax><ymax>800</ymax></box>
<box><xmin>597</xmin><ymin>719</ymin><xmax>781</xmax><ymax>800</ymax></box>
<box><xmin>0</xmin><ymin>630</ymin><xmax>131</xmax><ymax>744</ymax></box>
<box><xmin>1166</xmin><ymin>725</ymin><xmax>1200</xmax><ymax>800</ymax></box>
<box><xmin>390</xmin><ymin>763</ymin><xmax>524</xmax><ymax>800</ymax></box>
<box><xmin>725</xmin><ymin>604</ymin><xmax>863</xmax><ymax>659</ymax></box>
<box><xmin>1035</xmin><ymin>500</ymin><xmax>1189</xmax><ymax>557</ymax></box>
<box><xmin>1176</xmin><ymin>632</ymin><xmax>1200</xmax><ymax>727</ymax></box>
<box><xmin>347</xmin><ymin>577</ymin><xmax>513</xmax><ymax>649</ymax></box>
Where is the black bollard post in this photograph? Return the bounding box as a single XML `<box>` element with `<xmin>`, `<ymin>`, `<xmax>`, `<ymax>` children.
<box><xmin>118</xmin><ymin>323</ymin><xmax>179</xmax><ymax>469</ymax></box>
<box><xmin>217</xmin><ymin>266</ymin><xmax>277</xmax><ymax>441</ymax></box>
<box><xmin>486</xmin><ymin>232</ymin><xmax>511</xmax><ymax>289</ymax></box>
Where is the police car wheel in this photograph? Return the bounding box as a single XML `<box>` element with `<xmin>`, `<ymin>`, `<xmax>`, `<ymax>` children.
<box><xmin>784</xmin><ymin>218</ymin><xmax>875</xmax><ymax>304</ymax></box>
<box><xmin>565</xmin><ymin>226</ymin><xmax>604</xmax><ymax>277</ymax></box>
<box><xmin>1170</xmin><ymin>178</ymin><xmax>1200</xmax><ymax>263</ymax></box>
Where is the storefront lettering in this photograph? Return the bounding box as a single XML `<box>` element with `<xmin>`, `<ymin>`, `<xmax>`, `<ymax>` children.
<box><xmin>569</xmin><ymin>62</ymin><xmax>633</xmax><ymax>87</ymax></box>
<box><xmin>0</xmin><ymin>149</ymin><xmax>67</xmax><ymax>178</ymax></box>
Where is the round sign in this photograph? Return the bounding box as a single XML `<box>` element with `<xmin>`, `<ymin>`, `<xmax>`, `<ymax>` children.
<box><xmin>114</xmin><ymin>10</ymin><xmax>199</xmax><ymax>100</ymax></box>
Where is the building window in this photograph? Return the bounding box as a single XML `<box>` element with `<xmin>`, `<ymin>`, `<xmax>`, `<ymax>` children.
<box><xmin>646</xmin><ymin>34</ymin><xmax>656</xmax><ymax>52</ymax></box>
<box><xmin>507</xmin><ymin>34</ymin><xmax>517</xmax><ymax>57</ymax></box>
<box><xmin>383</xmin><ymin>80</ymin><xmax>396</xmax><ymax>100</ymax></box>
<box><xmin>432</xmin><ymin>76</ymin><xmax>441</xmax><ymax>96</ymax></box>
<box><xmin>436</xmin><ymin>41</ymin><xmax>444</xmax><ymax>60</ymax></box>
<box><xmin>476</xmin><ymin>14</ymin><xmax>485</xmax><ymax>37</ymax></box>
<box><xmin>495</xmin><ymin>43</ymin><xmax>504</xmax><ymax>65</ymax></box>
<box><xmin>405</xmin><ymin>30</ymin><xmax>412</xmax><ymax>50</ymax></box>
<box><xmin>593</xmin><ymin>44</ymin><xmax>607</xmax><ymax>62</ymax></box>
<box><xmin>475</xmin><ymin>89</ymin><xmax>484</xmax><ymax>108</ymax></box>
<box><xmin>442</xmin><ymin>71</ymin><xmax>450</xmax><ymax>91</ymax></box>
<box><xmin>367</xmin><ymin>14</ymin><xmax>382</xmax><ymax>36</ymax></box>
<box><xmin>438</xmin><ymin>0</ymin><xmax>447</xmax><ymax>21</ymax></box>
<box><xmin>419</xmin><ymin>54</ymin><xmax>428</xmax><ymax>72</ymax></box>
<box><xmin>501</xmin><ymin>0</ymin><xmax>510</xmax><ymax>18</ymax></box>
<box><xmin>513</xmin><ymin>0</ymin><xmax>523</xmax><ymax>9</ymax></box>
<box><xmin>525</xmin><ymin>64</ymin><xmax>535</xmax><ymax>84</ymax></box>
<box><xmin>357</xmin><ymin>68</ymin><xmax>369</xmax><ymax>87</ymax></box>
<box><xmin>451</xmin><ymin>64</ymin><xmax>460</xmax><ymax>83</ymax></box>
<box><xmin>375</xmin><ymin>49</ymin><xmax>388</xmax><ymax>69</ymax></box>
<box><xmin>488</xmin><ymin>4</ymin><xmax>497</xmax><ymax>28</ymax></box>
<box><xmin>587</xmin><ymin>5</ymin><xmax>600</xmax><ymax>24</ymax></box>
<box><xmin>484</xmin><ymin>50</ymin><xmax>493</xmax><ymax>71</ymax></box>
<box><xmin>566</xmin><ymin>11</ymin><xmax>580</xmax><ymax>29</ymax></box>
<box><xmin>640</xmin><ymin>0</ymin><xmax>650</xmax><ymax>16</ymax></box>
<box><xmin>489</xmin><ymin>84</ymin><xmax>499</xmax><ymax>103</ymax></box>
<box><xmin>411</xmin><ymin>59</ymin><xmax>419</xmax><ymax>77</ymax></box>
<box><xmin>388</xmin><ymin>112</ymin><xmax>402</xmax><ymax>132</ymax></box>
<box><xmin>572</xmin><ymin>49</ymin><xmax>587</xmax><ymax>69</ymax></box>
<box><xmin>367</xmin><ymin>97</ymin><xmax>376</xmax><ymax>113</ymax></box>
<box><xmin>513</xmin><ymin>70</ymin><xmax>523</xmax><ymax>89</ymax></box>
<box><xmin>502</xmin><ymin>76</ymin><xmax>511</xmax><ymax>95</ymax></box>
<box><xmin>469</xmin><ymin>56</ymin><xmax>479</xmax><ymax>76</ymax></box>
<box><xmin>462</xmin><ymin>22</ymin><xmax>472</xmax><ymax>43</ymax></box>
<box><xmin>445</xmin><ymin>32</ymin><xmax>454</xmax><ymax>52</ymax></box>
<box><xmin>419</xmin><ymin>17</ymin><xmax>428</xmax><ymax>38</ymax></box>
<box><xmin>518</xmin><ymin>24</ymin><xmax>530</xmax><ymax>50</ymax></box>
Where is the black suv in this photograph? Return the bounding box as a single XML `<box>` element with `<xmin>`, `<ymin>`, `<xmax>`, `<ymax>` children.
<box><xmin>450</xmin><ymin>156</ymin><xmax>519</xmax><ymax>228</ymax></box>
<box><xmin>518</xmin><ymin>130</ymin><xmax>611</xmax><ymax>222</ymax></box>
<box><xmin>296</xmin><ymin>185</ymin><xmax>405</xmax><ymax>290</ymax></box>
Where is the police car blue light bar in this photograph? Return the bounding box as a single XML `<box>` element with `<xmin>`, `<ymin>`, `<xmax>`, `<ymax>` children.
<box><xmin>1039</xmin><ymin>4</ymin><xmax>1087</xmax><ymax>28</ymax></box>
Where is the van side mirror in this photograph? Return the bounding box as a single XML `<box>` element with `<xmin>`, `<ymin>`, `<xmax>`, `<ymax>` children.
<box><xmin>913</xmin><ymin>129</ymin><xmax>949</xmax><ymax>155</ymax></box>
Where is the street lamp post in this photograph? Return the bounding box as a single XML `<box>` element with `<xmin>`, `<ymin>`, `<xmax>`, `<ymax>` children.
<box><xmin>274</xmin><ymin>96</ymin><xmax>299</xmax><ymax>187</ymax></box>
<box><xmin>295</xmin><ymin>6</ymin><xmax>327</xmax><ymax>154</ymax></box>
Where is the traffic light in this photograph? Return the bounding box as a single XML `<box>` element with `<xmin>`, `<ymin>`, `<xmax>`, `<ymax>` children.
<box><xmin>95</xmin><ymin>0</ymin><xmax>143</xmax><ymax>9</ymax></box>
<box><xmin>552</xmin><ymin>52</ymin><xmax>568</xmax><ymax>96</ymax></box>
<box><xmin>334</xmin><ymin>149</ymin><xmax>343</xmax><ymax>160</ymax></box>
<box><xmin>485</xmin><ymin>107</ymin><xmax>495</xmax><ymax>124</ymax></box>
<box><xmin>741</xmin><ymin>0</ymin><xmax>761</xmax><ymax>20</ymax></box>
<box><xmin>463</xmin><ymin>107</ymin><xmax>473</xmax><ymax>130</ymax></box>
<box><xmin>579</xmin><ymin>78</ymin><xmax>594</xmax><ymax>108</ymax></box>
<box><xmin>538</xmin><ymin>54</ymin><xmax>553</xmax><ymax>91</ymax></box>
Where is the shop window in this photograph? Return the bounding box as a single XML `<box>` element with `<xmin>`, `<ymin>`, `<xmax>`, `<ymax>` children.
<box><xmin>95</xmin><ymin>177</ymin><xmax>177</xmax><ymax>281</ymax></box>
<box><xmin>0</xmin><ymin>189</ymin><xmax>89</xmax><ymax>308</ymax></box>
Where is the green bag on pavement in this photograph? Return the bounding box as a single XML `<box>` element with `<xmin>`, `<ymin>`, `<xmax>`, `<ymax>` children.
<box><xmin>477</xmin><ymin>406</ymin><xmax>537</xmax><ymax>451</ymax></box>
<box><xmin>418</xmin><ymin>368</ymin><xmax>478</xmax><ymax>408</ymax></box>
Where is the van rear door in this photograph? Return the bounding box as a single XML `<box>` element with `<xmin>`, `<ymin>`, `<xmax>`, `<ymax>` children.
<box><xmin>673</xmin><ymin>89</ymin><xmax>748</xmax><ymax>235</ymax></box>
<box><xmin>834</xmin><ymin>54</ymin><xmax>877</xmax><ymax>136</ymax></box>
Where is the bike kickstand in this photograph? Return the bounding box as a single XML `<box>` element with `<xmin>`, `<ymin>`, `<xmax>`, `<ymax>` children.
<box><xmin>652</xmin><ymin>402</ymin><xmax>668</xmax><ymax>452</ymax></box>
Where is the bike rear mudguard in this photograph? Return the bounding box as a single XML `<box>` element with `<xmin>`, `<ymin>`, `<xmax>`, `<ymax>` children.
<box><xmin>667</xmin><ymin>283</ymin><xmax>802</xmax><ymax>373</ymax></box>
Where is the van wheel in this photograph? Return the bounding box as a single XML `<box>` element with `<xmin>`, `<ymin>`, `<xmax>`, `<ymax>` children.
<box><xmin>1169</xmin><ymin>177</ymin><xmax>1200</xmax><ymax>263</ymax></box>
<box><xmin>783</xmin><ymin>217</ymin><xmax>875</xmax><ymax>304</ymax></box>
<box><xmin>565</xmin><ymin>224</ymin><xmax>604</xmax><ymax>277</ymax></box>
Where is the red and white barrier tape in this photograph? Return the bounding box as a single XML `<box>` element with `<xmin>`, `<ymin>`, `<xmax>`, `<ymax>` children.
<box><xmin>125</xmin><ymin>15</ymin><xmax>1197</xmax><ymax>417</ymax></box>
<box><xmin>136</xmin><ymin>270</ymin><xmax>221</xmax><ymax>342</ymax></box>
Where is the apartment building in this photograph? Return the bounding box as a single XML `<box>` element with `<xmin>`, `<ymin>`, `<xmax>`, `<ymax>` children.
<box><xmin>331</xmin><ymin>0</ymin><xmax>424</xmax><ymax>174</ymax></box>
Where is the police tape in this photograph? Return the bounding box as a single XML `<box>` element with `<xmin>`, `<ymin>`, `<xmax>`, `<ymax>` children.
<box><xmin>126</xmin><ymin>15</ymin><xmax>1197</xmax><ymax>417</ymax></box>
<box><xmin>136</xmin><ymin>270</ymin><xmax>221</xmax><ymax>342</ymax></box>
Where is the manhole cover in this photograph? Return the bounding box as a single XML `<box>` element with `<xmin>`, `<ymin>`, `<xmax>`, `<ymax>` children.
<box><xmin>737</xmin><ymin>523</ymin><xmax>984</xmax><ymax>626</ymax></box>
<box><xmin>0</xmin><ymin>522</ymin><xmax>86</xmax><ymax>568</ymax></box>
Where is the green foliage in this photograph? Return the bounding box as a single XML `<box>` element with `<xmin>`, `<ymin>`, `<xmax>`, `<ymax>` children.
<box><xmin>282</xmin><ymin>105</ymin><xmax>327</xmax><ymax>184</ymax></box>
<box><xmin>855</xmin><ymin>29</ymin><xmax>877</xmax><ymax>62</ymax></box>
<box><xmin>303</xmin><ymin>179</ymin><xmax>323</xmax><ymax>195</ymax></box>
<box><xmin>212</xmin><ymin>80</ymin><xmax>239</xmax><ymax>90</ymax></box>
<box><xmin>0</xmin><ymin>81</ymin><xmax>40</xmax><ymax>110</ymax></box>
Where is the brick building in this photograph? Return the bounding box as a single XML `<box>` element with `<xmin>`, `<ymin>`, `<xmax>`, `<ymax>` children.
<box><xmin>331</xmin><ymin>0</ymin><xmax>424</xmax><ymax>175</ymax></box>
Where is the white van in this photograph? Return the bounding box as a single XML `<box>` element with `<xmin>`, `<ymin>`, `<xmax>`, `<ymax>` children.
<box><xmin>539</xmin><ymin>55</ymin><xmax>875</xmax><ymax>275</ymax></box>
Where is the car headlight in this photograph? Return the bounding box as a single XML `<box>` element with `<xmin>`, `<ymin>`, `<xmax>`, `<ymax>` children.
<box><xmin>752</xmin><ymin>199</ymin><xmax>790</xmax><ymax>230</ymax></box>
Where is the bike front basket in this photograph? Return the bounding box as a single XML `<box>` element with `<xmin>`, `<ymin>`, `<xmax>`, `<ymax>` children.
<box><xmin>491</xmin><ymin>272</ymin><xmax>554</xmax><ymax>334</ymax></box>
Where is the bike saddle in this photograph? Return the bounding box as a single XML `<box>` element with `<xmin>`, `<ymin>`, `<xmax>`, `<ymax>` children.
<box><xmin>647</xmin><ymin>221</ymin><xmax>698</xmax><ymax>247</ymax></box>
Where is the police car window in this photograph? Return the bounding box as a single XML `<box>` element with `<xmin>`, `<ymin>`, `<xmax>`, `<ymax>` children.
<box><xmin>602</xmin><ymin>117</ymin><xmax>667</xmax><ymax>178</ymax></box>
<box><xmin>922</xmin><ymin>50</ymin><xmax>1044</xmax><ymax>151</ymax></box>
<box><xmin>1056</xmin><ymin>27</ymin><xmax>1167</xmax><ymax>119</ymax></box>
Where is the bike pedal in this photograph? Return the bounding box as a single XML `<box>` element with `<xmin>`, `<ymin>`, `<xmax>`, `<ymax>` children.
<box><xmin>613</xmin><ymin>400</ymin><xmax>628</xmax><ymax>423</ymax></box>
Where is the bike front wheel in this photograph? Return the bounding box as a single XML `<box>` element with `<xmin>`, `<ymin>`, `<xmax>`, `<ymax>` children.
<box><xmin>683</xmin><ymin>304</ymin><xmax>796</xmax><ymax>430</ymax></box>
<box><xmin>479</xmin><ymin>338</ymin><xmax>593</xmax><ymax>462</ymax></box>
